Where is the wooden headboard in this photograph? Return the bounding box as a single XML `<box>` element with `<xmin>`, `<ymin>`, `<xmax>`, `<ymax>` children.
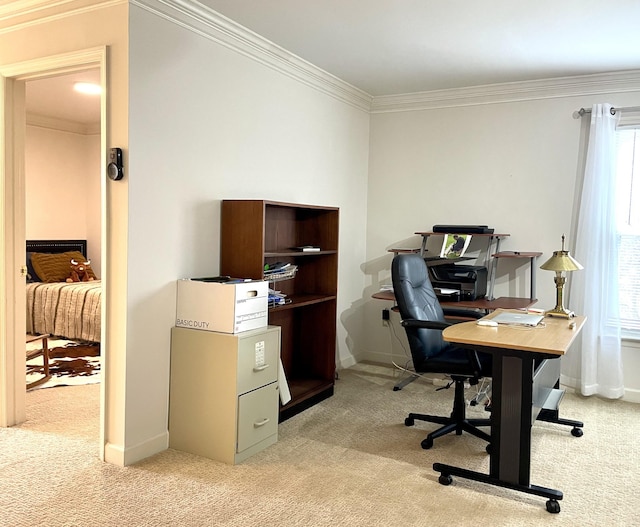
<box><xmin>26</xmin><ymin>239</ymin><xmax>88</xmax><ymax>256</ymax></box>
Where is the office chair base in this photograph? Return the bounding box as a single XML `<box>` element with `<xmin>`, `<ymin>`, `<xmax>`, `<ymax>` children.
<box><xmin>405</xmin><ymin>377</ymin><xmax>491</xmax><ymax>449</ymax></box>
<box><xmin>405</xmin><ymin>413</ymin><xmax>491</xmax><ymax>449</ymax></box>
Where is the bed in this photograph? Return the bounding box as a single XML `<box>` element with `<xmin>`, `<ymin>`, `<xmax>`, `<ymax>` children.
<box><xmin>26</xmin><ymin>240</ymin><xmax>101</xmax><ymax>343</ymax></box>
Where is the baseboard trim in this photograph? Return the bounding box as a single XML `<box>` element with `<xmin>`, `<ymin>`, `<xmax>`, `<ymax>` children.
<box><xmin>622</xmin><ymin>388</ymin><xmax>640</xmax><ymax>404</ymax></box>
<box><xmin>354</xmin><ymin>350</ymin><xmax>405</xmax><ymax>365</ymax></box>
<box><xmin>337</xmin><ymin>354</ymin><xmax>357</xmax><ymax>370</ymax></box>
<box><xmin>104</xmin><ymin>431</ymin><xmax>169</xmax><ymax>467</ymax></box>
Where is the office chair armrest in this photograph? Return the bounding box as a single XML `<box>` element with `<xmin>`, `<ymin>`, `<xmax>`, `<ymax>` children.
<box><xmin>401</xmin><ymin>319</ymin><xmax>451</xmax><ymax>331</ymax></box>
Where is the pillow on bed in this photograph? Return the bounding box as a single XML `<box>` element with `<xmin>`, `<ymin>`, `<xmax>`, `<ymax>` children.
<box><xmin>26</xmin><ymin>252</ymin><xmax>41</xmax><ymax>282</ymax></box>
<box><xmin>30</xmin><ymin>251</ymin><xmax>98</xmax><ymax>283</ymax></box>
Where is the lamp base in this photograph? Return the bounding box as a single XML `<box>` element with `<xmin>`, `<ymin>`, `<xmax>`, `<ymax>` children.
<box><xmin>545</xmin><ymin>307</ymin><xmax>575</xmax><ymax>318</ymax></box>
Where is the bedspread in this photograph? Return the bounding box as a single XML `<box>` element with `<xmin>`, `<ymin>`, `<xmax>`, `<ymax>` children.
<box><xmin>26</xmin><ymin>280</ymin><xmax>101</xmax><ymax>342</ymax></box>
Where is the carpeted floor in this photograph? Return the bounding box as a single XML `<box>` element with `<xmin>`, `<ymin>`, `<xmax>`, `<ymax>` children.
<box><xmin>1</xmin><ymin>362</ymin><xmax>638</xmax><ymax>526</ymax></box>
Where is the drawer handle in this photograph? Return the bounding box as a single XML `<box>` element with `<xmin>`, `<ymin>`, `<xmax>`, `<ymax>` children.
<box><xmin>253</xmin><ymin>364</ymin><xmax>270</xmax><ymax>372</ymax></box>
<box><xmin>254</xmin><ymin>418</ymin><xmax>270</xmax><ymax>428</ymax></box>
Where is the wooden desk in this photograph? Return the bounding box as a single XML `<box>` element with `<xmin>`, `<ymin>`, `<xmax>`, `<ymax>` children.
<box><xmin>436</xmin><ymin>310</ymin><xmax>586</xmax><ymax>513</ymax></box>
<box><xmin>372</xmin><ymin>290</ymin><xmax>537</xmax><ymax>311</ymax></box>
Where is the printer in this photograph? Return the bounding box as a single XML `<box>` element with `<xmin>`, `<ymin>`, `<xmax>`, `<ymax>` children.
<box><xmin>429</xmin><ymin>263</ymin><xmax>488</xmax><ymax>301</ymax></box>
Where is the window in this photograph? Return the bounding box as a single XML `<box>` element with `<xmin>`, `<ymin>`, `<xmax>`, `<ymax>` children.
<box><xmin>616</xmin><ymin>126</ymin><xmax>640</xmax><ymax>336</ymax></box>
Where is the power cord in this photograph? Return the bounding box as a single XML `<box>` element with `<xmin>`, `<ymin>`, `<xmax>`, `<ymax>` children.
<box><xmin>499</xmin><ymin>321</ymin><xmax>547</xmax><ymax>330</ymax></box>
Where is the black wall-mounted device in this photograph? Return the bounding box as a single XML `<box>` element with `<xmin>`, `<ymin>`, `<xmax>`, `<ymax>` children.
<box><xmin>107</xmin><ymin>147</ymin><xmax>124</xmax><ymax>181</ymax></box>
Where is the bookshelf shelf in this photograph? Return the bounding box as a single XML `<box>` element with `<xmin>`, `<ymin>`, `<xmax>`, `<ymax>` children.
<box><xmin>265</xmin><ymin>250</ymin><xmax>337</xmax><ymax>257</ymax></box>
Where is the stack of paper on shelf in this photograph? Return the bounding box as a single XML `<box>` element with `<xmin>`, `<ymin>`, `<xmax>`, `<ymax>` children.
<box><xmin>268</xmin><ymin>288</ymin><xmax>289</xmax><ymax>307</ymax></box>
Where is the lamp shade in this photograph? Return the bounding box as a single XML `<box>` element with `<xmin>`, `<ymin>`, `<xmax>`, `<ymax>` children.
<box><xmin>540</xmin><ymin>250</ymin><xmax>583</xmax><ymax>272</ymax></box>
<box><xmin>540</xmin><ymin>234</ymin><xmax>583</xmax><ymax>272</ymax></box>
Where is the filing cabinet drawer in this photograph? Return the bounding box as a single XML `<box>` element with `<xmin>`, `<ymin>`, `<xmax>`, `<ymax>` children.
<box><xmin>237</xmin><ymin>328</ymin><xmax>279</xmax><ymax>395</ymax></box>
<box><xmin>237</xmin><ymin>382</ymin><xmax>279</xmax><ymax>453</ymax></box>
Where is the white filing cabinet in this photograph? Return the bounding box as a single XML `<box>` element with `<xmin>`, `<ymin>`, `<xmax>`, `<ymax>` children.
<box><xmin>169</xmin><ymin>325</ymin><xmax>280</xmax><ymax>464</ymax></box>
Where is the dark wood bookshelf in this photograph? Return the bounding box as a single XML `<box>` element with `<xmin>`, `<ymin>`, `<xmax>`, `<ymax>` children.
<box><xmin>221</xmin><ymin>200</ymin><xmax>339</xmax><ymax>421</ymax></box>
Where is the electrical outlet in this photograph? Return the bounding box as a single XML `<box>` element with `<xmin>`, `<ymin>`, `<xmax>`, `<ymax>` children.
<box><xmin>382</xmin><ymin>308</ymin><xmax>390</xmax><ymax>321</ymax></box>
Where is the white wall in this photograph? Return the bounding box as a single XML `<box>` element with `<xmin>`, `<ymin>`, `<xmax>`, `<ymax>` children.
<box><xmin>125</xmin><ymin>5</ymin><xmax>370</xmax><ymax>454</ymax></box>
<box><xmin>25</xmin><ymin>124</ymin><xmax>102</xmax><ymax>276</ymax></box>
<box><xmin>363</xmin><ymin>89</ymin><xmax>640</xmax><ymax>401</ymax></box>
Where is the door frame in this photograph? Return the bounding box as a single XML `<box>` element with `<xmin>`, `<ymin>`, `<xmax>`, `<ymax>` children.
<box><xmin>0</xmin><ymin>47</ymin><xmax>107</xmax><ymax>457</ymax></box>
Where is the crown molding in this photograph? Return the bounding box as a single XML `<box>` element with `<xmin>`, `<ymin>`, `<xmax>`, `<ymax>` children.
<box><xmin>0</xmin><ymin>0</ymin><xmax>75</xmax><ymax>18</ymax></box>
<box><xmin>371</xmin><ymin>70</ymin><xmax>640</xmax><ymax>114</ymax></box>
<box><xmin>4</xmin><ymin>0</ymin><xmax>638</xmax><ymax>115</ymax></box>
<box><xmin>136</xmin><ymin>1</ymin><xmax>640</xmax><ymax>114</ymax></box>
<box><xmin>0</xmin><ymin>0</ymin><xmax>124</xmax><ymax>34</ymax></box>
<box><xmin>27</xmin><ymin>112</ymin><xmax>100</xmax><ymax>135</ymax></box>
<box><xmin>131</xmin><ymin>0</ymin><xmax>373</xmax><ymax>112</ymax></box>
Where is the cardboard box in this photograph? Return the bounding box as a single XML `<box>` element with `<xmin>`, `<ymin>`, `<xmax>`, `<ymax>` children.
<box><xmin>176</xmin><ymin>279</ymin><xmax>268</xmax><ymax>334</ymax></box>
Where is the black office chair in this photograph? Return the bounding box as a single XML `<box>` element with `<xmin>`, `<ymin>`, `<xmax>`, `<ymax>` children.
<box><xmin>391</xmin><ymin>253</ymin><xmax>492</xmax><ymax>450</ymax></box>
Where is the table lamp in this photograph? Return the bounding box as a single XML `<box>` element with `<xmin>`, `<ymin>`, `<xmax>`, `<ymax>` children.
<box><xmin>540</xmin><ymin>235</ymin><xmax>583</xmax><ymax>318</ymax></box>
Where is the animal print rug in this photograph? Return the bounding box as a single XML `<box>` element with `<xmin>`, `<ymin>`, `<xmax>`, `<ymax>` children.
<box><xmin>26</xmin><ymin>338</ymin><xmax>100</xmax><ymax>390</ymax></box>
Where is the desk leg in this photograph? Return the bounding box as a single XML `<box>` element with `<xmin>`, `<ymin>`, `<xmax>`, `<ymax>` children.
<box><xmin>433</xmin><ymin>352</ymin><xmax>564</xmax><ymax>513</ymax></box>
<box><xmin>537</xmin><ymin>409</ymin><xmax>584</xmax><ymax>435</ymax></box>
<box><xmin>491</xmin><ymin>355</ymin><xmax>533</xmax><ymax>484</ymax></box>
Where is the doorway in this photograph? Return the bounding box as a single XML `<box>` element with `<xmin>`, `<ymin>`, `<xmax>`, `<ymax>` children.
<box><xmin>24</xmin><ymin>68</ymin><xmax>102</xmax><ymax>408</ymax></box>
<box><xmin>0</xmin><ymin>48</ymin><xmax>107</xmax><ymax>459</ymax></box>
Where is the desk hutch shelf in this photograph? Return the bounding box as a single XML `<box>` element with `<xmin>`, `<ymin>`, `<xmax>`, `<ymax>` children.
<box><xmin>220</xmin><ymin>200</ymin><xmax>338</xmax><ymax>421</ymax></box>
<box><xmin>388</xmin><ymin>230</ymin><xmax>540</xmax><ymax>311</ymax></box>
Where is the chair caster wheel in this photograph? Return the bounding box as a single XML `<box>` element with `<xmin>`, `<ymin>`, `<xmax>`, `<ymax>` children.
<box><xmin>546</xmin><ymin>499</ymin><xmax>561</xmax><ymax>514</ymax></box>
<box><xmin>405</xmin><ymin>417</ymin><xmax>415</xmax><ymax>427</ymax></box>
<box><xmin>421</xmin><ymin>437</ymin><xmax>434</xmax><ymax>450</ymax></box>
<box><xmin>438</xmin><ymin>474</ymin><xmax>453</xmax><ymax>486</ymax></box>
<box><xmin>571</xmin><ymin>427</ymin><xmax>583</xmax><ymax>437</ymax></box>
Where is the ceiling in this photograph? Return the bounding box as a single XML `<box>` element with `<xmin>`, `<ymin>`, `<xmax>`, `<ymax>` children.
<box><xmin>201</xmin><ymin>0</ymin><xmax>640</xmax><ymax>96</ymax></box>
<box><xmin>25</xmin><ymin>69</ymin><xmax>101</xmax><ymax>126</ymax></box>
<box><xmin>24</xmin><ymin>0</ymin><xmax>640</xmax><ymax>124</ymax></box>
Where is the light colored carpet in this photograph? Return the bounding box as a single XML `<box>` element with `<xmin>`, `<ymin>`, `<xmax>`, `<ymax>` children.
<box><xmin>1</xmin><ymin>362</ymin><xmax>638</xmax><ymax>526</ymax></box>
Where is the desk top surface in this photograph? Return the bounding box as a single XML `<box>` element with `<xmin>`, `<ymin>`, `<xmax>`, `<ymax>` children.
<box><xmin>371</xmin><ymin>290</ymin><xmax>536</xmax><ymax>311</ymax></box>
<box><xmin>443</xmin><ymin>309</ymin><xmax>586</xmax><ymax>356</ymax></box>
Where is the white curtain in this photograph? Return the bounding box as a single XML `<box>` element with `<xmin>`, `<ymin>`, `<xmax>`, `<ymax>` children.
<box><xmin>563</xmin><ymin>103</ymin><xmax>624</xmax><ymax>399</ymax></box>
